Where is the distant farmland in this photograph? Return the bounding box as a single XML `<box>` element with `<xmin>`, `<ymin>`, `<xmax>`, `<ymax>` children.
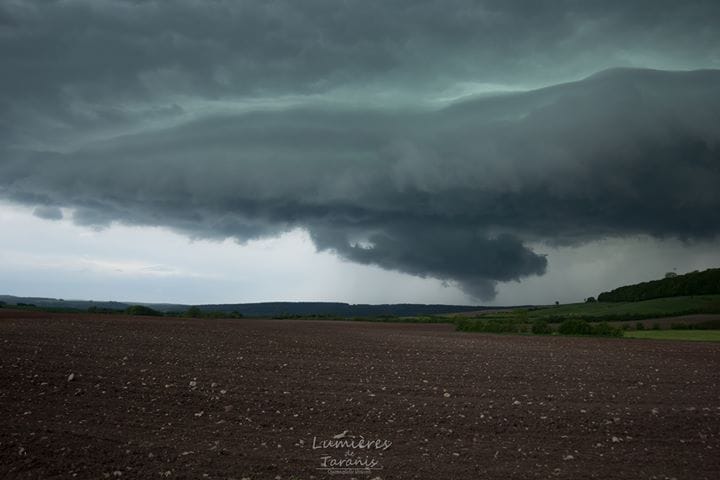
<box><xmin>454</xmin><ymin>295</ymin><xmax>720</xmax><ymax>323</ymax></box>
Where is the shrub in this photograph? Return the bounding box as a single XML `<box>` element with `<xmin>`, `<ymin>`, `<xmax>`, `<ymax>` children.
<box><xmin>531</xmin><ymin>319</ymin><xmax>552</xmax><ymax>334</ymax></box>
<box><xmin>696</xmin><ymin>318</ymin><xmax>720</xmax><ymax>329</ymax></box>
<box><xmin>558</xmin><ymin>319</ymin><xmax>623</xmax><ymax>337</ymax></box>
<box><xmin>591</xmin><ymin>322</ymin><xmax>624</xmax><ymax>337</ymax></box>
<box><xmin>558</xmin><ymin>319</ymin><xmax>592</xmax><ymax>335</ymax></box>
<box><xmin>671</xmin><ymin>318</ymin><xmax>720</xmax><ymax>330</ymax></box>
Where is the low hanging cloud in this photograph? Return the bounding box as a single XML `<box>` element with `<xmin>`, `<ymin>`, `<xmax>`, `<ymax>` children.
<box><xmin>32</xmin><ymin>205</ymin><xmax>63</xmax><ymax>221</ymax></box>
<box><xmin>1</xmin><ymin>1</ymin><xmax>720</xmax><ymax>299</ymax></box>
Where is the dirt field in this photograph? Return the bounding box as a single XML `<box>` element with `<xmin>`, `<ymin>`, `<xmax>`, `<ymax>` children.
<box><xmin>1</xmin><ymin>310</ymin><xmax>719</xmax><ymax>479</ymax></box>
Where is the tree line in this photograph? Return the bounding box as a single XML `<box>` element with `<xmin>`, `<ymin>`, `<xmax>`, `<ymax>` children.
<box><xmin>597</xmin><ymin>268</ymin><xmax>720</xmax><ymax>302</ymax></box>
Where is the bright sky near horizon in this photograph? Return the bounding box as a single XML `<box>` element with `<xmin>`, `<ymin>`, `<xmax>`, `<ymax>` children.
<box><xmin>3</xmin><ymin>201</ymin><xmax>720</xmax><ymax>305</ymax></box>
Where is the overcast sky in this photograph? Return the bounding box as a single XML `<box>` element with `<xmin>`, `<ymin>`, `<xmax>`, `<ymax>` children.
<box><xmin>1</xmin><ymin>0</ymin><xmax>720</xmax><ymax>305</ymax></box>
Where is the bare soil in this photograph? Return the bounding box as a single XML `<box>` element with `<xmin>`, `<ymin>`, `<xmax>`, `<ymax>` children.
<box><xmin>1</xmin><ymin>309</ymin><xmax>719</xmax><ymax>479</ymax></box>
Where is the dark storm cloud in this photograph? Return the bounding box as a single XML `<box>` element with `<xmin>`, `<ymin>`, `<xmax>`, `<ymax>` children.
<box><xmin>311</xmin><ymin>228</ymin><xmax>548</xmax><ymax>299</ymax></box>
<box><xmin>3</xmin><ymin>68</ymin><xmax>720</xmax><ymax>298</ymax></box>
<box><xmin>1</xmin><ymin>1</ymin><xmax>720</xmax><ymax>298</ymax></box>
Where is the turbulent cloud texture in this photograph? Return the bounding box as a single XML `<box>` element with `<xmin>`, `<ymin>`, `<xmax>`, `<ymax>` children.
<box><xmin>1</xmin><ymin>1</ymin><xmax>720</xmax><ymax>299</ymax></box>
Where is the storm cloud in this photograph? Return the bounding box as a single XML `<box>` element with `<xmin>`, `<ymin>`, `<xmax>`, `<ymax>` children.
<box><xmin>31</xmin><ymin>205</ymin><xmax>63</xmax><ymax>221</ymax></box>
<box><xmin>1</xmin><ymin>1</ymin><xmax>720</xmax><ymax>299</ymax></box>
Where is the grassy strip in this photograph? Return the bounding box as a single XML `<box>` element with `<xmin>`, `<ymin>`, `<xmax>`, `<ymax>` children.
<box><xmin>455</xmin><ymin>317</ymin><xmax>528</xmax><ymax>333</ymax></box>
<box><xmin>624</xmin><ymin>330</ymin><xmax>720</xmax><ymax>342</ymax></box>
<box><xmin>269</xmin><ymin>315</ymin><xmax>453</xmax><ymax>323</ymax></box>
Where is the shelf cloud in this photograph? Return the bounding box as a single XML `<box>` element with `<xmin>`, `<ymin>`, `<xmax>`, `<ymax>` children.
<box><xmin>1</xmin><ymin>1</ymin><xmax>719</xmax><ymax>299</ymax></box>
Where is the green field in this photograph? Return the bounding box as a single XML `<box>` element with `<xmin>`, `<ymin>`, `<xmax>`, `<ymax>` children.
<box><xmin>624</xmin><ymin>330</ymin><xmax>720</xmax><ymax>342</ymax></box>
<box><xmin>466</xmin><ymin>295</ymin><xmax>720</xmax><ymax>323</ymax></box>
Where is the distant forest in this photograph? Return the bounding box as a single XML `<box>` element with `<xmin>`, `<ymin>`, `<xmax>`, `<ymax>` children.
<box><xmin>598</xmin><ymin>268</ymin><xmax>720</xmax><ymax>302</ymax></box>
<box><xmin>0</xmin><ymin>295</ymin><xmax>494</xmax><ymax>318</ymax></box>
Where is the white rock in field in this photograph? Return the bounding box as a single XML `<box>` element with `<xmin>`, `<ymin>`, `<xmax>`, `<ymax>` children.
<box><xmin>189</xmin><ymin>381</ymin><xmax>197</xmax><ymax>387</ymax></box>
<box><xmin>67</xmin><ymin>373</ymin><xmax>75</xmax><ymax>382</ymax></box>
<box><xmin>611</xmin><ymin>436</ymin><xmax>621</xmax><ymax>443</ymax></box>
<box><xmin>443</xmin><ymin>392</ymin><xmax>451</xmax><ymax>398</ymax></box>
<box><xmin>563</xmin><ymin>454</ymin><xmax>574</xmax><ymax>461</ymax></box>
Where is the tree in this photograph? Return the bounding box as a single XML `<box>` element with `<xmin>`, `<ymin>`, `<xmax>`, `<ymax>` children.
<box><xmin>585</xmin><ymin>296</ymin><xmax>597</xmax><ymax>303</ymax></box>
<box><xmin>664</xmin><ymin>271</ymin><xmax>677</xmax><ymax>279</ymax></box>
<box><xmin>125</xmin><ymin>305</ymin><xmax>163</xmax><ymax>316</ymax></box>
<box><xmin>186</xmin><ymin>306</ymin><xmax>202</xmax><ymax>318</ymax></box>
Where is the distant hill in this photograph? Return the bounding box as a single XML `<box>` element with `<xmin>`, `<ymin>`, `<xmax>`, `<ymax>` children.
<box><xmin>0</xmin><ymin>295</ymin><xmax>136</xmax><ymax>311</ymax></box>
<box><xmin>0</xmin><ymin>295</ymin><xmax>495</xmax><ymax>317</ymax></box>
<box><xmin>194</xmin><ymin>302</ymin><xmax>504</xmax><ymax>317</ymax></box>
<box><xmin>598</xmin><ymin>268</ymin><xmax>720</xmax><ymax>302</ymax></box>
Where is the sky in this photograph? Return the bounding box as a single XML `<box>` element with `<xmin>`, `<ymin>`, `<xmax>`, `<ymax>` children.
<box><xmin>1</xmin><ymin>0</ymin><xmax>720</xmax><ymax>306</ymax></box>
